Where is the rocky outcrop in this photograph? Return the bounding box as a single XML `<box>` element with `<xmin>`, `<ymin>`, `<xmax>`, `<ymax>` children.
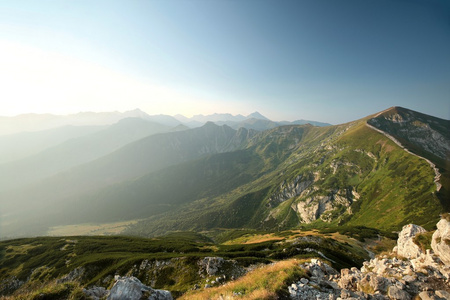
<box><xmin>82</xmin><ymin>286</ymin><xmax>109</xmax><ymax>300</ymax></box>
<box><xmin>290</xmin><ymin>255</ymin><xmax>450</xmax><ymax>300</ymax></box>
<box><xmin>0</xmin><ymin>276</ymin><xmax>24</xmax><ymax>295</ymax></box>
<box><xmin>292</xmin><ymin>189</ymin><xmax>355</xmax><ymax>223</ymax></box>
<box><xmin>267</xmin><ymin>174</ymin><xmax>314</xmax><ymax>207</ymax></box>
<box><xmin>198</xmin><ymin>257</ymin><xmax>224</xmax><ymax>276</ymax></box>
<box><xmin>393</xmin><ymin>224</ymin><xmax>427</xmax><ymax>259</ymax></box>
<box><xmin>107</xmin><ymin>276</ymin><xmax>172</xmax><ymax>300</ymax></box>
<box><xmin>197</xmin><ymin>257</ymin><xmax>245</xmax><ymax>280</ymax></box>
<box><xmin>431</xmin><ymin>218</ymin><xmax>450</xmax><ymax>266</ymax></box>
<box><xmin>56</xmin><ymin>267</ymin><xmax>84</xmax><ymax>283</ymax></box>
<box><xmin>289</xmin><ymin>220</ymin><xmax>450</xmax><ymax>300</ymax></box>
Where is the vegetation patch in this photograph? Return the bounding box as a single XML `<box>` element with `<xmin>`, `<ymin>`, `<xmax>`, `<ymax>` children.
<box><xmin>179</xmin><ymin>259</ymin><xmax>306</xmax><ymax>300</ymax></box>
<box><xmin>413</xmin><ymin>231</ymin><xmax>434</xmax><ymax>252</ymax></box>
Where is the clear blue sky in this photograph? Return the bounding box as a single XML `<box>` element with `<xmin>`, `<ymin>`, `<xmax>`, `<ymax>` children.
<box><xmin>0</xmin><ymin>0</ymin><xmax>449</xmax><ymax>124</ymax></box>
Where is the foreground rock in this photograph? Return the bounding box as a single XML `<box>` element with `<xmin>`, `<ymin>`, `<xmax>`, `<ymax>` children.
<box><xmin>394</xmin><ymin>224</ymin><xmax>427</xmax><ymax>259</ymax></box>
<box><xmin>107</xmin><ymin>276</ymin><xmax>172</xmax><ymax>300</ymax></box>
<box><xmin>290</xmin><ymin>219</ymin><xmax>450</xmax><ymax>300</ymax></box>
<box><xmin>82</xmin><ymin>286</ymin><xmax>109</xmax><ymax>300</ymax></box>
<box><xmin>431</xmin><ymin>217</ymin><xmax>450</xmax><ymax>266</ymax></box>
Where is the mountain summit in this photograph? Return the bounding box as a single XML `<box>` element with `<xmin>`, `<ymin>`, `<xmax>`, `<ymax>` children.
<box><xmin>246</xmin><ymin>111</ymin><xmax>269</xmax><ymax>120</ymax></box>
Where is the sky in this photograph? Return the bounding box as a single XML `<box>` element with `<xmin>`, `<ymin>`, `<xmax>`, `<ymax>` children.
<box><xmin>0</xmin><ymin>0</ymin><xmax>449</xmax><ymax>124</ymax></box>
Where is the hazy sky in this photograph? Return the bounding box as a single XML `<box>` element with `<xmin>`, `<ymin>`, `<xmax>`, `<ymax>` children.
<box><xmin>0</xmin><ymin>0</ymin><xmax>449</xmax><ymax>124</ymax></box>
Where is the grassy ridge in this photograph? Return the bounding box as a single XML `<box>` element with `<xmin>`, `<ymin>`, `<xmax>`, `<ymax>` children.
<box><xmin>0</xmin><ymin>229</ymin><xmax>376</xmax><ymax>298</ymax></box>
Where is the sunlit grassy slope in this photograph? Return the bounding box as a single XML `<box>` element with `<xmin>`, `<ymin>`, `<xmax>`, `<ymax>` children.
<box><xmin>179</xmin><ymin>258</ymin><xmax>306</xmax><ymax>300</ymax></box>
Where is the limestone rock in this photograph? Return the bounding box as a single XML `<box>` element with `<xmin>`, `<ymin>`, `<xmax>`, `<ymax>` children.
<box><xmin>418</xmin><ymin>291</ymin><xmax>441</xmax><ymax>300</ymax></box>
<box><xmin>198</xmin><ymin>257</ymin><xmax>224</xmax><ymax>276</ymax></box>
<box><xmin>431</xmin><ymin>218</ymin><xmax>450</xmax><ymax>266</ymax></box>
<box><xmin>56</xmin><ymin>267</ymin><xmax>85</xmax><ymax>284</ymax></box>
<box><xmin>395</xmin><ymin>224</ymin><xmax>427</xmax><ymax>259</ymax></box>
<box><xmin>388</xmin><ymin>285</ymin><xmax>411</xmax><ymax>300</ymax></box>
<box><xmin>107</xmin><ymin>276</ymin><xmax>172</xmax><ymax>300</ymax></box>
<box><xmin>435</xmin><ymin>290</ymin><xmax>450</xmax><ymax>299</ymax></box>
<box><xmin>82</xmin><ymin>286</ymin><xmax>109</xmax><ymax>300</ymax></box>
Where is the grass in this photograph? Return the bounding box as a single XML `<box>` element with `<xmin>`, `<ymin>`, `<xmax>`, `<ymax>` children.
<box><xmin>0</xmin><ymin>229</ymin><xmax>372</xmax><ymax>298</ymax></box>
<box><xmin>413</xmin><ymin>231</ymin><xmax>434</xmax><ymax>252</ymax></box>
<box><xmin>2</xmin><ymin>281</ymin><xmax>86</xmax><ymax>300</ymax></box>
<box><xmin>179</xmin><ymin>259</ymin><xmax>307</xmax><ymax>300</ymax></box>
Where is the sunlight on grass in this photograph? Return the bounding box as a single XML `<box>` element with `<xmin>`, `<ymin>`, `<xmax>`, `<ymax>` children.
<box><xmin>180</xmin><ymin>259</ymin><xmax>307</xmax><ymax>300</ymax></box>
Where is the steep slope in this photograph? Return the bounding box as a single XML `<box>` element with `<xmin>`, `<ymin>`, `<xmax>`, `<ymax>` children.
<box><xmin>367</xmin><ymin>107</ymin><xmax>450</xmax><ymax>162</ymax></box>
<box><xmin>367</xmin><ymin>106</ymin><xmax>450</xmax><ymax>210</ymax></box>
<box><xmin>0</xmin><ymin>118</ymin><xmax>170</xmax><ymax>192</ymax></box>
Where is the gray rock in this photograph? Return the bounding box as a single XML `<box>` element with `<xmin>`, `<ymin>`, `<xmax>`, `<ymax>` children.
<box><xmin>431</xmin><ymin>218</ymin><xmax>450</xmax><ymax>266</ymax></box>
<box><xmin>198</xmin><ymin>257</ymin><xmax>224</xmax><ymax>276</ymax></box>
<box><xmin>370</xmin><ymin>275</ymin><xmax>389</xmax><ymax>293</ymax></box>
<box><xmin>56</xmin><ymin>267</ymin><xmax>85</xmax><ymax>283</ymax></box>
<box><xmin>387</xmin><ymin>285</ymin><xmax>411</xmax><ymax>300</ymax></box>
<box><xmin>339</xmin><ymin>268</ymin><xmax>360</xmax><ymax>290</ymax></box>
<box><xmin>435</xmin><ymin>290</ymin><xmax>450</xmax><ymax>299</ymax></box>
<box><xmin>82</xmin><ymin>286</ymin><xmax>109</xmax><ymax>300</ymax></box>
<box><xmin>0</xmin><ymin>276</ymin><xmax>24</xmax><ymax>295</ymax></box>
<box><xmin>107</xmin><ymin>276</ymin><xmax>172</xmax><ymax>300</ymax></box>
<box><xmin>396</xmin><ymin>224</ymin><xmax>427</xmax><ymax>259</ymax></box>
<box><xmin>418</xmin><ymin>291</ymin><xmax>442</xmax><ymax>300</ymax></box>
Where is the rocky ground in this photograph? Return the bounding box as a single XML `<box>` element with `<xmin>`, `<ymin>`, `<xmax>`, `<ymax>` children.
<box><xmin>288</xmin><ymin>218</ymin><xmax>450</xmax><ymax>300</ymax></box>
<box><xmin>80</xmin><ymin>217</ymin><xmax>450</xmax><ymax>299</ymax></box>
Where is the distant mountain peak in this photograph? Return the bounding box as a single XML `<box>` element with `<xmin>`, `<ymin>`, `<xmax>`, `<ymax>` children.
<box><xmin>124</xmin><ymin>108</ymin><xmax>150</xmax><ymax>118</ymax></box>
<box><xmin>203</xmin><ymin>121</ymin><xmax>218</xmax><ymax>127</ymax></box>
<box><xmin>247</xmin><ymin>112</ymin><xmax>269</xmax><ymax>120</ymax></box>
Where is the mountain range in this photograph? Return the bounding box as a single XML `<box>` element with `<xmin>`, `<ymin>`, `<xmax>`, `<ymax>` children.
<box><xmin>0</xmin><ymin>106</ymin><xmax>448</xmax><ymax>239</ymax></box>
<box><xmin>0</xmin><ymin>109</ymin><xmax>330</xmax><ymax>136</ymax></box>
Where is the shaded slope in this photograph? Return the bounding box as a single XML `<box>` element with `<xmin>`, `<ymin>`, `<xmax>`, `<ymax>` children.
<box><xmin>56</xmin><ymin>150</ymin><xmax>266</xmax><ymax>225</ymax></box>
<box><xmin>0</xmin><ymin>125</ymin><xmax>104</xmax><ymax>164</ymax></box>
<box><xmin>0</xmin><ymin>124</ymin><xmax>256</xmax><ymax>237</ymax></box>
<box><xmin>0</xmin><ymin>118</ymin><xmax>170</xmax><ymax>191</ymax></box>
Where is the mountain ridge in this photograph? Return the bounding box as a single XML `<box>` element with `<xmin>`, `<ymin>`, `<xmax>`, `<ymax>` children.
<box><xmin>1</xmin><ymin>109</ymin><xmax>330</xmax><ymax>136</ymax></box>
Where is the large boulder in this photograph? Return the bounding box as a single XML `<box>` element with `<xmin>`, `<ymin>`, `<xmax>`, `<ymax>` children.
<box><xmin>107</xmin><ymin>276</ymin><xmax>172</xmax><ymax>300</ymax></box>
<box><xmin>394</xmin><ymin>224</ymin><xmax>427</xmax><ymax>259</ymax></box>
<box><xmin>431</xmin><ymin>217</ymin><xmax>450</xmax><ymax>266</ymax></box>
